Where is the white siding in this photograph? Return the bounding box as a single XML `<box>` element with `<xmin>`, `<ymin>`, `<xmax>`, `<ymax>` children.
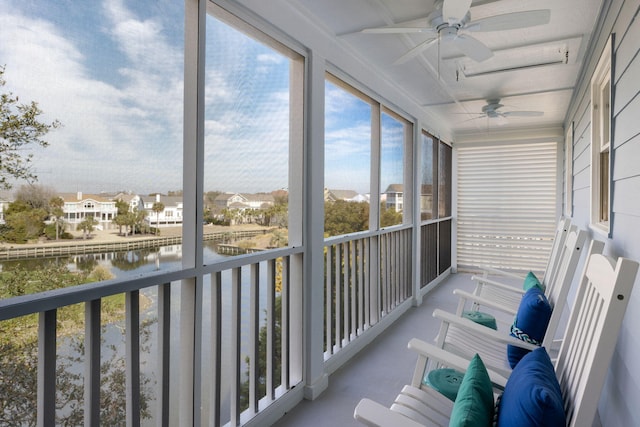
<box><xmin>565</xmin><ymin>1</ymin><xmax>640</xmax><ymax>424</ymax></box>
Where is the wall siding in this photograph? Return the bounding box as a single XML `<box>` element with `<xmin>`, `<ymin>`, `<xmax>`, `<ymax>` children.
<box><xmin>566</xmin><ymin>1</ymin><xmax>640</xmax><ymax>425</ymax></box>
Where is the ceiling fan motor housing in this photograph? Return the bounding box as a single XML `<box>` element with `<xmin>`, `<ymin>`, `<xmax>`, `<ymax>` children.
<box><xmin>482</xmin><ymin>100</ymin><xmax>504</xmax><ymax>117</ymax></box>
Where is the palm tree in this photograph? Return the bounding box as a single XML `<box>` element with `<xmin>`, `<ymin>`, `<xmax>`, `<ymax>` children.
<box><xmin>151</xmin><ymin>202</ymin><xmax>165</xmax><ymax>235</ymax></box>
<box><xmin>49</xmin><ymin>196</ymin><xmax>65</xmax><ymax>240</ymax></box>
<box><xmin>114</xmin><ymin>199</ymin><xmax>130</xmax><ymax>235</ymax></box>
<box><xmin>78</xmin><ymin>216</ymin><xmax>98</xmax><ymax>239</ymax></box>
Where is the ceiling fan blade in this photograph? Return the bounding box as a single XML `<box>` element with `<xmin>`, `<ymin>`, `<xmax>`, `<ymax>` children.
<box><xmin>458</xmin><ymin>114</ymin><xmax>487</xmax><ymax>124</ymax></box>
<box><xmin>467</xmin><ymin>9</ymin><xmax>551</xmax><ymax>32</ymax></box>
<box><xmin>453</xmin><ymin>34</ymin><xmax>493</xmax><ymax>62</ymax></box>
<box><xmin>443</xmin><ymin>0</ymin><xmax>472</xmax><ymax>23</ymax></box>
<box><xmin>502</xmin><ymin>110</ymin><xmax>544</xmax><ymax>117</ymax></box>
<box><xmin>361</xmin><ymin>26</ymin><xmax>435</xmax><ymax>35</ymax></box>
<box><xmin>394</xmin><ymin>37</ymin><xmax>438</xmax><ymax>65</ymax></box>
<box><xmin>344</xmin><ymin>17</ymin><xmax>430</xmax><ymax>35</ymax></box>
<box><xmin>492</xmin><ymin>115</ymin><xmax>509</xmax><ymax>126</ymax></box>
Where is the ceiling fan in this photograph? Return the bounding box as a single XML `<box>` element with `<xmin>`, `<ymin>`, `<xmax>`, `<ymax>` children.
<box><xmin>464</xmin><ymin>99</ymin><xmax>544</xmax><ymax>125</ymax></box>
<box><xmin>357</xmin><ymin>0</ymin><xmax>551</xmax><ymax>64</ymax></box>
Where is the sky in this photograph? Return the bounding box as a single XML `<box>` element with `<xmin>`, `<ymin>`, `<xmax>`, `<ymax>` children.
<box><xmin>0</xmin><ymin>0</ymin><xmax>404</xmax><ymax>196</ymax></box>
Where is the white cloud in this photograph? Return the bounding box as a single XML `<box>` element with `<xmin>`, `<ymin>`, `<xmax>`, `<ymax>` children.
<box><xmin>0</xmin><ymin>2</ymin><xmax>185</xmax><ymax>193</ymax></box>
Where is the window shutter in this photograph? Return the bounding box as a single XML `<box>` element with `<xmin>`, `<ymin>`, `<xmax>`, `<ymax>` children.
<box><xmin>456</xmin><ymin>141</ymin><xmax>558</xmax><ymax>273</ymax></box>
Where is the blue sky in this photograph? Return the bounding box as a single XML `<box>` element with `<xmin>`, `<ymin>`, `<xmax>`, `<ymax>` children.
<box><xmin>0</xmin><ymin>0</ymin><xmax>404</xmax><ymax>196</ymax></box>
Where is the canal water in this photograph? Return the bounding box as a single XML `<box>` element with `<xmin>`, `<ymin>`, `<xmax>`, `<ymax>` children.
<box><xmin>1</xmin><ymin>241</ymin><xmax>272</xmax><ymax>426</ymax></box>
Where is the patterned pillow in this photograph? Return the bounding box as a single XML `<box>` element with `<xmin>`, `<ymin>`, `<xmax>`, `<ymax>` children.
<box><xmin>507</xmin><ymin>287</ymin><xmax>551</xmax><ymax>368</ymax></box>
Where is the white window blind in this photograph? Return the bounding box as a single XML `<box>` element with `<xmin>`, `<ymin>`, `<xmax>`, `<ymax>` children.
<box><xmin>457</xmin><ymin>141</ymin><xmax>558</xmax><ymax>273</ymax></box>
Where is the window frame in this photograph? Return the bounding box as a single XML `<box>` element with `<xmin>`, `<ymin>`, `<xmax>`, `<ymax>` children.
<box><xmin>590</xmin><ymin>34</ymin><xmax>614</xmax><ymax>236</ymax></box>
<box><xmin>323</xmin><ymin>72</ymin><xmax>413</xmax><ymax>236</ymax></box>
<box><xmin>564</xmin><ymin>122</ymin><xmax>573</xmax><ymax>217</ymax></box>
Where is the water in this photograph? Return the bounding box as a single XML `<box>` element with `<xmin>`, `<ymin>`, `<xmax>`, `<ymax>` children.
<box><xmin>1</xmin><ymin>242</ymin><xmax>272</xmax><ymax>426</ymax></box>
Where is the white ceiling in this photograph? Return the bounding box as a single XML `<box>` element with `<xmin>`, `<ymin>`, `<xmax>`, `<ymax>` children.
<box><xmin>278</xmin><ymin>0</ymin><xmax>604</xmax><ymax>138</ymax></box>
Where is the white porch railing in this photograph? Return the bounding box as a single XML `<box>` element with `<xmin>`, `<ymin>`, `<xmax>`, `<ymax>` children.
<box><xmin>322</xmin><ymin>218</ymin><xmax>452</xmax><ymax>364</ymax></box>
<box><xmin>0</xmin><ymin>246</ymin><xmax>304</xmax><ymax>427</ymax></box>
<box><xmin>0</xmin><ymin>220</ymin><xmax>452</xmax><ymax>426</ymax></box>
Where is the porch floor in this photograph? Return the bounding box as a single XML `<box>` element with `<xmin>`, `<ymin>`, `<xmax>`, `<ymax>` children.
<box><xmin>273</xmin><ymin>272</ymin><xmax>484</xmax><ymax>427</ymax></box>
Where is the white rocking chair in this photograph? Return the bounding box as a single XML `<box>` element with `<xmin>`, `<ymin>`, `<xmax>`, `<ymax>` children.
<box><xmin>354</xmin><ymin>251</ymin><xmax>638</xmax><ymax>427</ymax></box>
<box><xmin>428</xmin><ymin>231</ymin><xmax>596</xmax><ymax>379</ymax></box>
<box><xmin>454</xmin><ymin>225</ymin><xmax>589</xmax><ymax>333</ymax></box>
<box><xmin>468</xmin><ymin>217</ymin><xmax>572</xmax><ymax>313</ymax></box>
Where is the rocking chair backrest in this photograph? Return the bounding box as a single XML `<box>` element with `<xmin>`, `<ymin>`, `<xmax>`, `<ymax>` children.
<box><xmin>540</xmin><ymin>229</ymin><xmax>596</xmax><ymax>349</ymax></box>
<box><xmin>542</xmin><ymin>217</ymin><xmax>573</xmax><ymax>285</ymax></box>
<box><xmin>555</xmin><ymin>252</ymin><xmax>639</xmax><ymax>426</ymax></box>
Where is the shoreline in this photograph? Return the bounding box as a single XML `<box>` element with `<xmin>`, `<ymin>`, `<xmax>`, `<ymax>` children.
<box><xmin>0</xmin><ymin>224</ymin><xmax>276</xmax><ymax>260</ymax></box>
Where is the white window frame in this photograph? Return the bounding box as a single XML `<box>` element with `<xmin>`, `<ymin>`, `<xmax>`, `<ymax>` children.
<box><xmin>590</xmin><ymin>35</ymin><xmax>613</xmax><ymax>236</ymax></box>
<box><xmin>564</xmin><ymin>122</ymin><xmax>573</xmax><ymax>217</ymax></box>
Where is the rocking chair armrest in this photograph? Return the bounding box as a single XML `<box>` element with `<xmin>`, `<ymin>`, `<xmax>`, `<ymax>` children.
<box><xmin>408</xmin><ymin>338</ymin><xmax>509</xmax><ymax>388</ymax></box>
<box><xmin>432</xmin><ymin>309</ymin><xmax>539</xmax><ymax>352</ymax></box>
<box><xmin>354</xmin><ymin>398</ymin><xmax>424</xmax><ymax>427</ymax></box>
<box><xmin>453</xmin><ymin>289</ymin><xmax>518</xmax><ymax>316</ymax></box>
<box><xmin>470</xmin><ymin>275</ymin><xmax>526</xmax><ymax>296</ymax></box>
<box><xmin>478</xmin><ymin>267</ymin><xmax>525</xmax><ymax>280</ymax></box>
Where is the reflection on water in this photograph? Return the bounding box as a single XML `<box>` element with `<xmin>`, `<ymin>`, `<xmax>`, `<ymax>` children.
<box><xmin>0</xmin><ymin>242</ymin><xmax>225</xmax><ymax>281</ymax></box>
<box><xmin>0</xmin><ymin>243</ymin><xmax>271</xmax><ymax>426</ymax></box>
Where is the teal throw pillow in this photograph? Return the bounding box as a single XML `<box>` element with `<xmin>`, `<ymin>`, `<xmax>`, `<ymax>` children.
<box><xmin>523</xmin><ymin>271</ymin><xmax>545</xmax><ymax>292</ymax></box>
<box><xmin>449</xmin><ymin>354</ymin><xmax>494</xmax><ymax>427</ymax></box>
<box><xmin>462</xmin><ymin>310</ymin><xmax>497</xmax><ymax>330</ymax></box>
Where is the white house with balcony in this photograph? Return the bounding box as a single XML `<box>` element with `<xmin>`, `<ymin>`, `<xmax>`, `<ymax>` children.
<box><xmin>144</xmin><ymin>194</ymin><xmax>183</xmax><ymax>227</ymax></box>
<box><xmin>112</xmin><ymin>192</ymin><xmax>145</xmax><ymax>213</ymax></box>
<box><xmin>214</xmin><ymin>192</ymin><xmax>275</xmax><ymax>210</ymax></box>
<box><xmin>59</xmin><ymin>192</ymin><xmax>118</xmax><ymax>231</ymax></box>
<box><xmin>383</xmin><ymin>184</ymin><xmax>403</xmax><ymax>212</ymax></box>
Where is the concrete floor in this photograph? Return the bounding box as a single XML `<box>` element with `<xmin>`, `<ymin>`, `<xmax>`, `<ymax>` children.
<box><xmin>272</xmin><ymin>273</ymin><xmax>484</xmax><ymax>427</ymax></box>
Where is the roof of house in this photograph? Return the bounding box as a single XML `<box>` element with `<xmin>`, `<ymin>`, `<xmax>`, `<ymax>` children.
<box><xmin>149</xmin><ymin>195</ymin><xmax>183</xmax><ymax>207</ymax></box>
<box><xmin>325</xmin><ymin>189</ymin><xmax>359</xmax><ymax>201</ymax></box>
<box><xmin>58</xmin><ymin>192</ymin><xmax>113</xmax><ymax>203</ymax></box>
<box><xmin>215</xmin><ymin>192</ymin><xmax>274</xmax><ymax>203</ymax></box>
<box><xmin>384</xmin><ymin>184</ymin><xmax>403</xmax><ymax>193</ymax></box>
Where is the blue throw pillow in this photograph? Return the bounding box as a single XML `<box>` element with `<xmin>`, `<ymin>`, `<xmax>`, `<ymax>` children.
<box><xmin>449</xmin><ymin>354</ymin><xmax>494</xmax><ymax>427</ymax></box>
<box><xmin>497</xmin><ymin>347</ymin><xmax>565</xmax><ymax>427</ymax></box>
<box><xmin>523</xmin><ymin>271</ymin><xmax>545</xmax><ymax>292</ymax></box>
<box><xmin>507</xmin><ymin>287</ymin><xmax>551</xmax><ymax>368</ymax></box>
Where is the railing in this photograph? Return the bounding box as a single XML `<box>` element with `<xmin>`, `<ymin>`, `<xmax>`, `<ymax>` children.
<box><xmin>323</xmin><ymin>227</ymin><xmax>413</xmax><ymax>360</ymax></box>
<box><xmin>0</xmin><ymin>229</ymin><xmax>269</xmax><ymax>260</ymax></box>
<box><xmin>420</xmin><ymin>218</ymin><xmax>452</xmax><ymax>288</ymax></box>
<box><xmin>0</xmin><ymin>246</ymin><xmax>303</xmax><ymax>427</ymax></box>
<box><xmin>0</xmin><ymin>219</ymin><xmax>452</xmax><ymax>426</ymax></box>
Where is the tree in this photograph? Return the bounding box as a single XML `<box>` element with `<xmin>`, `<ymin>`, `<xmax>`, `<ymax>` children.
<box><xmin>0</xmin><ymin>66</ymin><xmax>60</xmax><ymax>190</ymax></box>
<box><xmin>78</xmin><ymin>216</ymin><xmax>98</xmax><ymax>239</ymax></box>
<box><xmin>14</xmin><ymin>184</ymin><xmax>56</xmax><ymax>210</ymax></box>
<box><xmin>113</xmin><ymin>199</ymin><xmax>130</xmax><ymax>235</ymax></box>
<box><xmin>3</xmin><ymin>200</ymin><xmax>47</xmax><ymax>242</ymax></box>
<box><xmin>49</xmin><ymin>196</ymin><xmax>65</xmax><ymax>240</ymax></box>
<box><xmin>151</xmin><ymin>202</ymin><xmax>164</xmax><ymax>235</ymax></box>
<box><xmin>324</xmin><ymin>200</ymin><xmax>369</xmax><ymax>237</ymax></box>
<box><xmin>380</xmin><ymin>202</ymin><xmax>403</xmax><ymax>228</ymax></box>
<box><xmin>131</xmin><ymin>208</ymin><xmax>147</xmax><ymax>235</ymax></box>
<box><xmin>0</xmin><ymin>262</ymin><xmax>152</xmax><ymax>426</ymax></box>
